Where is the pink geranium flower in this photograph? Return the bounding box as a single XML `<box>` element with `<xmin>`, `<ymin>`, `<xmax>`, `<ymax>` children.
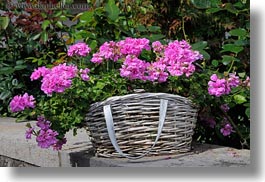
<box><xmin>220</xmin><ymin>123</ymin><xmax>234</xmax><ymax>136</ymax></box>
<box><xmin>67</xmin><ymin>42</ymin><xmax>91</xmax><ymax>57</ymax></box>
<box><xmin>9</xmin><ymin>93</ymin><xmax>35</xmax><ymax>112</ymax></box>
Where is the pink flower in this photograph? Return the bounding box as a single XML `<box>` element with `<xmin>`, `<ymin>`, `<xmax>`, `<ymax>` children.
<box><xmin>80</xmin><ymin>68</ymin><xmax>90</xmax><ymax>81</ymax></box>
<box><xmin>91</xmin><ymin>41</ymin><xmax>121</xmax><ymax>63</ymax></box>
<box><xmin>208</xmin><ymin>73</ymin><xmax>241</xmax><ymax>97</ymax></box>
<box><xmin>36</xmin><ymin>116</ymin><xmax>51</xmax><ymax>130</ymax></box>
<box><xmin>99</xmin><ymin>41</ymin><xmax>120</xmax><ymax>61</ymax></box>
<box><xmin>208</xmin><ymin>74</ymin><xmax>231</xmax><ymax>97</ymax></box>
<box><xmin>36</xmin><ymin>129</ymin><xmax>59</xmax><ymax>149</ymax></box>
<box><xmin>220</xmin><ymin>123</ymin><xmax>234</xmax><ymax>136</ymax></box>
<box><xmin>152</xmin><ymin>41</ymin><xmax>164</xmax><ymax>53</ymax></box>
<box><xmin>30</xmin><ymin>66</ymin><xmax>50</xmax><ymax>81</ymax></box>
<box><xmin>243</xmin><ymin>76</ymin><xmax>250</xmax><ymax>87</ymax></box>
<box><xmin>147</xmin><ymin>61</ymin><xmax>168</xmax><ymax>82</ymax></box>
<box><xmin>120</xmin><ymin>56</ymin><xmax>149</xmax><ymax>80</ymax></box>
<box><xmin>25</xmin><ymin>127</ymin><xmax>34</xmax><ymax>139</ymax></box>
<box><xmin>163</xmin><ymin>40</ymin><xmax>203</xmax><ymax>77</ymax></box>
<box><xmin>117</xmin><ymin>37</ymin><xmax>151</xmax><ymax>56</ymax></box>
<box><xmin>67</xmin><ymin>42</ymin><xmax>91</xmax><ymax>57</ymax></box>
<box><xmin>227</xmin><ymin>73</ymin><xmax>240</xmax><ymax>88</ymax></box>
<box><xmin>9</xmin><ymin>93</ymin><xmax>35</xmax><ymax>112</ymax></box>
<box><xmin>91</xmin><ymin>53</ymin><xmax>104</xmax><ymax>64</ymax></box>
<box><xmin>25</xmin><ymin>116</ymin><xmax>66</xmax><ymax>150</ymax></box>
<box><xmin>36</xmin><ymin>64</ymin><xmax>78</xmax><ymax>95</ymax></box>
<box><xmin>53</xmin><ymin>138</ymin><xmax>67</xmax><ymax>150</ymax></box>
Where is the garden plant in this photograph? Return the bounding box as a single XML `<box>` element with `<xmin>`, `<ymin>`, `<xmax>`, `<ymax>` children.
<box><xmin>0</xmin><ymin>0</ymin><xmax>250</xmax><ymax>150</ymax></box>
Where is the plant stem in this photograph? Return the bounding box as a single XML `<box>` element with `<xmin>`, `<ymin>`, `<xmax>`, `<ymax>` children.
<box><xmin>182</xmin><ymin>16</ymin><xmax>188</xmax><ymax>41</ymax></box>
<box><xmin>227</xmin><ymin>59</ymin><xmax>235</xmax><ymax>73</ymax></box>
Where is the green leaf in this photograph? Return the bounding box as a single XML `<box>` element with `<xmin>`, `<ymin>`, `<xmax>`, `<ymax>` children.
<box><xmin>0</xmin><ymin>90</ymin><xmax>11</xmax><ymax>100</ymax></box>
<box><xmin>96</xmin><ymin>81</ymin><xmax>105</xmax><ymax>89</ymax></box>
<box><xmin>16</xmin><ymin>60</ymin><xmax>24</xmax><ymax>65</ymax></box>
<box><xmin>32</xmin><ymin>33</ymin><xmax>41</xmax><ymax>40</ymax></box>
<box><xmin>136</xmin><ymin>25</ymin><xmax>147</xmax><ymax>32</ymax></box>
<box><xmin>234</xmin><ymin>2</ymin><xmax>244</xmax><ymax>8</ymax></box>
<box><xmin>224</xmin><ymin>3</ymin><xmax>239</xmax><ymax>14</ymax></box>
<box><xmin>211</xmin><ymin>59</ymin><xmax>219</xmax><ymax>67</ymax></box>
<box><xmin>80</xmin><ymin>11</ymin><xmax>94</xmax><ymax>24</ymax></box>
<box><xmin>199</xmin><ymin>50</ymin><xmax>210</xmax><ymax>60</ymax></box>
<box><xmin>60</xmin><ymin>15</ymin><xmax>68</xmax><ymax>21</ymax></box>
<box><xmin>234</xmin><ymin>40</ymin><xmax>248</xmax><ymax>46</ymax></box>
<box><xmin>192</xmin><ymin>41</ymin><xmax>208</xmax><ymax>50</ymax></box>
<box><xmin>0</xmin><ymin>67</ymin><xmax>14</xmax><ymax>75</ymax></box>
<box><xmin>55</xmin><ymin>21</ymin><xmax>63</xmax><ymax>29</ymax></box>
<box><xmin>245</xmin><ymin>107</ymin><xmax>250</xmax><ymax>118</ymax></box>
<box><xmin>148</xmin><ymin>26</ymin><xmax>161</xmax><ymax>33</ymax></box>
<box><xmin>190</xmin><ymin>0</ymin><xmax>221</xmax><ymax>9</ymax></box>
<box><xmin>54</xmin><ymin>10</ymin><xmax>63</xmax><ymax>17</ymax></box>
<box><xmin>229</xmin><ymin>28</ymin><xmax>247</xmax><ymax>37</ymax></box>
<box><xmin>221</xmin><ymin>55</ymin><xmax>232</xmax><ymax>65</ymax></box>
<box><xmin>0</xmin><ymin>16</ymin><xmax>10</xmax><ymax>30</ymax></box>
<box><xmin>105</xmin><ymin>0</ymin><xmax>120</xmax><ymax>21</ymax></box>
<box><xmin>221</xmin><ymin>44</ymin><xmax>244</xmax><ymax>54</ymax></box>
<box><xmin>41</xmin><ymin>31</ymin><xmax>48</xmax><ymax>43</ymax></box>
<box><xmin>206</xmin><ymin>7</ymin><xmax>222</xmax><ymax>14</ymax></box>
<box><xmin>234</xmin><ymin>94</ymin><xmax>247</xmax><ymax>104</ymax></box>
<box><xmin>14</xmin><ymin>65</ymin><xmax>27</xmax><ymax>70</ymax></box>
<box><xmin>221</xmin><ymin>55</ymin><xmax>240</xmax><ymax>65</ymax></box>
<box><xmin>148</xmin><ymin>34</ymin><xmax>165</xmax><ymax>42</ymax></box>
<box><xmin>41</xmin><ymin>20</ymin><xmax>51</xmax><ymax>30</ymax></box>
<box><xmin>238</xmin><ymin>72</ymin><xmax>246</xmax><ymax>78</ymax></box>
<box><xmin>89</xmin><ymin>40</ymin><xmax>98</xmax><ymax>50</ymax></box>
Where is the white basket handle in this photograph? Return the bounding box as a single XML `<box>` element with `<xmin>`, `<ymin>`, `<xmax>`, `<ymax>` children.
<box><xmin>103</xmin><ymin>99</ymin><xmax>168</xmax><ymax>160</ymax></box>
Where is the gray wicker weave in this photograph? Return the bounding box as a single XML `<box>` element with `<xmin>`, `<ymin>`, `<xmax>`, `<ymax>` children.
<box><xmin>85</xmin><ymin>93</ymin><xmax>198</xmax><ymax>158</ymax></box>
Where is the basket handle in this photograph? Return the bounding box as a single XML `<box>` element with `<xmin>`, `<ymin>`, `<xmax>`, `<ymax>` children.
<box><xmin>103</xmin><ymin>99</ymin><xmax>168</xmax><ymax>160</ymax></box>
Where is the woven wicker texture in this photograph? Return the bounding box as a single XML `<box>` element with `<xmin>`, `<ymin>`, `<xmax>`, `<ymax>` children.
<box><xmin>85</xmin><ymin>93</ymin><xmax>198</xmax><ymax>158</ymax></box>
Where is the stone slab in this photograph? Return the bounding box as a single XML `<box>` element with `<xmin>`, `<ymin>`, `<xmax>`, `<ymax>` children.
<box><xmin>0</xmin><ymin>117</ymin><xmax>250</xmax><ymax>167</ymax></box>
<box><xmin>0</xmin><ymin>117</ymin><xmax>92</xmax><ymax>167</ymax></box>
<box><xmin>89</xmin><ymin>143</ymin><xmax>250</xmax><ymax>167</ymax></box>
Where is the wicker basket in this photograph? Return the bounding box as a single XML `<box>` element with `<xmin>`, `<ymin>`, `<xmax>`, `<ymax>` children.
<box><xmin>85</xmin><ymin>93</ymin><xmax>198</xmax><ymax>159</ymax></box>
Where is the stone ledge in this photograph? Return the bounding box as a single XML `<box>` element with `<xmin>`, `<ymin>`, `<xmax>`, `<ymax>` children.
<box><xmin>0</xmin><ymin>117</ymin><xmax>250</xmax><ymax>167</ymax></box>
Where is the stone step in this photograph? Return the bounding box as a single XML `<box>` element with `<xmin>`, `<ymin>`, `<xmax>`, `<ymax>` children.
<box><xmin>0</xmin><ymin>117</ymin><xmax>250</xmax><ymax>167</ymax></box>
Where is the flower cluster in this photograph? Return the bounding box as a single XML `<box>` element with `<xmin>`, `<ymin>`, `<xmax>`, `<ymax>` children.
<box><xmin>67</xmin><ymin>42</ymin><xmax>91</xmax><ymax>57</ymax></box>
<box><xmin>120</xmin><ymin>56</ymin><xmax>150</xmax><ymax>80</ymax></box>
<box><xmin>117</xmin><ymin>37</ymin><xmax>151</xmax><ymax>56</ymax></box>
<box><xmin>10</xmin><ymin>63</ymin><xmax>90</xmax><ymax>150</ymax></box>
<box><xmin>91</xmin><ymin>38</ymin><xmax>203</xmax><ymax>82</ymax></box>
<box><xmin>91</xmin><ymin>38</ymin><xmax>151</xmax><ymax>63</ymax></box>
<box><xmin>208</xmin><ymin>73</ymin><xmax>240</xmax><ymax>97</ymax></box>
<box><xmin>220</xmin><ymin>123</ymin><xmax>234</xmax><ymax>136</ymax></box>
<box><xmin>30</xmin><ymin>63</ymin><xmax>89</xmax><ymax>95</ymax></box>
<box><xmin>91</xmin><ymin>41</ymin><xmax>120</xmax><ymax>63</ymax></box>
<box><xmin>164</xmin><ymin>40</ymin><xmax>203</xmax><ymax>77</ymax></box>
<box><xmin>25</xmin><ymin>116</ymin><xmax>66</xmax><ymax>150</ymax></box>
<box><xmin>10</xmin><ymin>93</ymin><xmax>35</xmax><ymax>112</ymax></box>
